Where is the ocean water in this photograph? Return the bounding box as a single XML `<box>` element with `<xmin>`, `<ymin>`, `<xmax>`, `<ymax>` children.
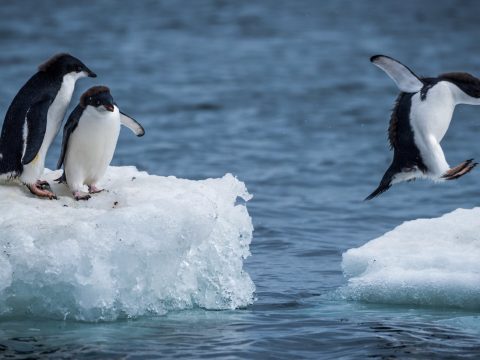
<box><xmin>0</xmin><ymin>0</ymin><xmax>480</xmax><ymax>358</ymax></box>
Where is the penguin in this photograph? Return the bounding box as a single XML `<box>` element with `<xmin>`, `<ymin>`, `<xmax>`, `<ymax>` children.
<box><xmin>0</xmin><ymin>53</ymin><xmax>96</xmax><ymax>199</ymax></box>
<box><xmin>56</xmin><ymin>86</ymin><xmax>145</xmax><ymax>200</ymax></box>
<box><xmin>365</xmin><ymin>55</ymin><xmax>480</xmax><ymax>200</ymax></box>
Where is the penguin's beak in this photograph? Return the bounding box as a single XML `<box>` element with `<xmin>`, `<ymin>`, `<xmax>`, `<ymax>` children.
<box><xmin>86</xmin><ymin>68</ymin><xmax>97</xmax><ymax>78</ymax></box>
<box><xmin>104</xmin><ymin>103</ymin><xmax>114</xmax><ymax>112</ymax></box>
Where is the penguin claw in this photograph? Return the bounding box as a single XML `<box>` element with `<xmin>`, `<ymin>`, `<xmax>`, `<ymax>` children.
<box><xmin>27</xmin><ymin>183</ymin><xmax>57</xmax><ymax>200</ymax></box>
<box><xmin>74</xmin><ymin>192</ymin><xmax>91</xmax><ymax>201</ymax></box>
<box><xmin>442</xmin><ymin>159</ymin><xmax>478</xmax><ymax>180</ymax></box>
<box><xmin>88</xmin><ymin>185</ymin><xmax>103</xmax><ymax>194</ymax></box>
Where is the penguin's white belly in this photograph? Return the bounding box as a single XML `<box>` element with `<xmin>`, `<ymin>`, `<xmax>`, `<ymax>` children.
<box><xmin>65</xmin><ymin>107</ymin><xmax>120</xmax><ymax>190</ymax></box>
<box><xmin>410</xmin><ymin>82</ymin><xmax>456</xmax><ymax>176</ymax></box>
<box><xmin>410</xmin><ymin>82</ymin><xmax>455</xmax><ymax>142</ymax></box>
<box><xmin>21</xmin><ymin>73</ymin><xmax>78</xmax><ymax>184</ymax></box>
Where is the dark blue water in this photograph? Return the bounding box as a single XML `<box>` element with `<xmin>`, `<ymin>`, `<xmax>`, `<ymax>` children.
<box><xmin>1</xmin><ymin>0</ymin><xmax>480</xmax><ymax>358</ymax></box>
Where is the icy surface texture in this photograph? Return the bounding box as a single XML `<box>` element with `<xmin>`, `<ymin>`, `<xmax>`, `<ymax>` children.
<box><xmin>341</xmin><ymin>208</ymin><xmax>480</xmax><ymax>309</ymax></box>
<box><xmin>0</xmin><ymin>167</ymin><xmax>255</xmax><ymax>321</ymax></box>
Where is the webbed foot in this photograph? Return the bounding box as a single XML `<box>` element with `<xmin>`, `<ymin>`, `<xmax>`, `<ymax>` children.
<box><xmin>27</xmin><ymin>182</ymin><xmax>57</xmax><ymax>200</ymax></box>
<box><xmin>442</xmin><ymin>159</ymin><xmax>478</xmax><ymax>180</ymax></box>
<box><xmin>74</xmin><ymin>191</ymin><xmax>91</xmax><ymax>201</ymax></box>
<box><xmin>88</xmin><ymin>185</ymin><xmax>104</xmax><ymax>194</ymax></box>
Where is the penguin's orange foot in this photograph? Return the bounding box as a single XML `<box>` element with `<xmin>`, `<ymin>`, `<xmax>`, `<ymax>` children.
<box><xmin>442</xmin><ymin>159</ymin><xmax>478</xmax><ymax>180</ymax></box>
<box><xmin>74</xmin><ymin>191</ymin><xmax>91</xmax><ymax>201</ymax></box>
<box><xmin>36</xmin><ymin>180</ymin><xmax>53</xmax><ymax>192</ymax></box>
<box><xmin>27</xmin><ymin>183</ymin><xmax>57</xmax><ymax>200</ymax></box>
<box><xmin>88</xmin><ymin>185</ymin><xmax>103</xmax><ymax>194</ymax></box>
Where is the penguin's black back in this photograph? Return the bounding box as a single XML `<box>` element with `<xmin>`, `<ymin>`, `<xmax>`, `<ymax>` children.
<box><xmin>0</xmin><ymin>72</ymin><xmax>62</xmax><ymax>174</ymax></box>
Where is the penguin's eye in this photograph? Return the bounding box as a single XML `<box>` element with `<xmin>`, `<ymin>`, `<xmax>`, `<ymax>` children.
<box><xmin>75</xmin><ymin>65</ymin><xmax>82</xmax><ymax>72</ymax></box>
<box><xmin>96</xmin><ymin>100</ymin><xmax>101</xmax><ymax>106</ymax></box>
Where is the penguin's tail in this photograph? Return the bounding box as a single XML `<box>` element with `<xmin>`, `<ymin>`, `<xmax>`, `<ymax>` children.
<box><xmin>364</xmin><ymin>165</ymin><xmax>397</xmax><ymax>201</ymax></box>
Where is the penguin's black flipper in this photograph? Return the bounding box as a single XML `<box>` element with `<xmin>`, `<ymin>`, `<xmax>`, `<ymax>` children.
<box><xmin>57</xmin><ymin>105</ymin><xmax>82</xmax><ymax>170</ymax></box>
<box><xmin>21</xmin><ymin>96</ymin><xmax>53</xmax><ymax>165</ymax></box>
<box><xmin>120</xmin><ymin>111</ymin><xmax>145</xmax><ymax>137</ymax></box>
<box><xmin>371</xmin><ymin>55</ymin><xmax>424</xmax><ymax>93</ymax></box>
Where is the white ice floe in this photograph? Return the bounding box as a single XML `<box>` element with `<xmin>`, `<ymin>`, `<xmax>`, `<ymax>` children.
<box><xmin>341</xmin><ymin>208</ymin><xmax>480</xmax><ymax>309</ymax></box>
<box><xmin>0</xmin><ymin>166</ymin><xmax>255</xmax><ymax>321</ymax></box>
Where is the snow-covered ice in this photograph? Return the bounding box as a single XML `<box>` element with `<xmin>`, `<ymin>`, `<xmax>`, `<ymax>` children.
<box><xmin>0</xmin><ymin>166</ymin><xmax>255</xmax><ymax>321</ymax></box>
<box><xmin>341</xmin><ymin>208</ymin><xmax>480</xmax><ymax>309</ymax></box>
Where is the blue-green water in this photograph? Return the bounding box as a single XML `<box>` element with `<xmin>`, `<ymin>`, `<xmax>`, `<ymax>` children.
<box><xmin>1</xmin><ymin>0</ymin><xmax>480</xmax><ymax>358</ymax></box>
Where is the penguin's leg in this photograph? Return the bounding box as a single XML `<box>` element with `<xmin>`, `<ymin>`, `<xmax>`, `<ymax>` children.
<box><xmin>88</xmin><ymin>184</ymin><xmax>104</xmax><ymax>194</ymax></box>
<box><xmin>421</xmin><ymin>136</ymin><xmax>477</xmax><ymax>179</ymax></box>
<box><xmin>419</xmin><ymin>136</ymin><xmax>450</xmax><ymax>178</ymax></box>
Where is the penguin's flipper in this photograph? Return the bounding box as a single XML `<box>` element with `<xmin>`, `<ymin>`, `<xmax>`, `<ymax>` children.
<box><xmin>370</xmin><ymin>55</ymin><xmax>424</xmax><ymax>93</ymax></box>
<box><xmin>57</xmin><ymin>105</ymin><xmax>82</xmax><ymax>170</ymax></box>
<box><xmin>22</xmin><ymin>97</ymin><xmax>53</xmax><ymax>165</ymax></box>
<box><xmin>120</xmin><ymin>111</ymin><xmax>145</xmax><ymax>137</ymax></box>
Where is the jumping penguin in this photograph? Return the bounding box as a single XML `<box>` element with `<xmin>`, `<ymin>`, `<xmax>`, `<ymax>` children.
<box><xmin>0</xmin><ymin>53</ymin><xmax>96</xmax><ymax>199</ymax></box>
<box><xmin>56</xmin><ymin>86</ymin><xmax>145</xmax><ymax>200</ymax></box>
<box><xmin>365</xmin><ymin>55</ymin><xmax>480</xmax><ymax>200</ymax></box>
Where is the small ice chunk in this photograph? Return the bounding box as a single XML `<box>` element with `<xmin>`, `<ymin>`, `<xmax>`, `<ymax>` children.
<box><xmin>0</xmin><ymin>166</ymin><xmax>255</xmax><ymax>321</ymax></box>
<box><xmin>341</xmin><ymin>208</ymin><xmax>480</xmax><ymax>309</ymax></box>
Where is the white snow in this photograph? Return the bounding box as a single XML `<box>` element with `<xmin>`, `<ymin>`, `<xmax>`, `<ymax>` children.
<box><xmin>341</xmin><ymin>208</ymin><xmax>480</xmax><ymax>309</ymax></box>
<box><xmin>0</xmin><ymin>166</ymin><xmax>255</xmax><ymax>321</ymax></box>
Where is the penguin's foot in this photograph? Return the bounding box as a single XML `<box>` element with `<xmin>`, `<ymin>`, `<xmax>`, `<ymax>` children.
<box><xmin>27</xmin><ymin>183</ymin><xmax>57</xmax><ymax>200</ymax></box>
<box><xmin>442</xmin><ymin>159</ymin><xmax>478</xmax><ymax>180</ymax></box>
<box><xmin>36</xmin><ymin>180</ymin><xmax>53</xmax><ymax>192</ymax></box>
<box><xmin>88</xmin><ymin>185</ymin><xmax>103</xmax><ymax>194</ymax></box>
<box><xmin>73</xmin><ymin>191</ymin><xmax>91</xmax><ymax>201</ymax></box>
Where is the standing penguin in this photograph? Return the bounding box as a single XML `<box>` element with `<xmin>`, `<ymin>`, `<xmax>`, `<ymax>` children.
<box><xmin>0</xmin><ymin>53</ymin><xmax>96</xmax><ymax>199</ymax></box>
<box><xmin>365</xmin><ymin>55</ymin><xmax>480</xmax><ymax>200</ymax></box>
<box><xmin>56</xmin><ymin>86</ymin><xmax>145</xmax><ymax>200</ymax></box>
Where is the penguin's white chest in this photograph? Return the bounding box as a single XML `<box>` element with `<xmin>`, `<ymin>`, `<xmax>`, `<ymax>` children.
<box><xmin>65</xmin><ymin>106</ymin><xmax>121</xmax><ymax>188</ymax></box>
<box><xmin>44</xmin><ymin>74</ymin><xmax>79</xmax><ymax>151</ymax></box>
<box><xmin>410</xmin><ymin>81</ymin><xmax>456</xmax><ymax>142</ymax></box>
<box><xmin>409</xmin><ymin>81</ymin><xmax>457</xmax><ymax>176</ymax></box>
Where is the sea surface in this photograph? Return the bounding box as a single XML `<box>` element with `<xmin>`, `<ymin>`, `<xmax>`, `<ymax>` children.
<box><xmin>0</xmin><ymin>0</ymin><xmax>480</xmax><ymax>358</ymax></box>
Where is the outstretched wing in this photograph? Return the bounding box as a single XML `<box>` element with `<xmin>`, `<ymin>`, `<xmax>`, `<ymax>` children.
<box><xmin>57</xmin><ymin>105</ymin><xmax>83</xmax><ymax>169</ymax></box>
<box><xmin>21</xmin><ymin>96</ymin><xmax>53</xmax><ymax>165</ymax></box>
<box><xmin>120</xmin><ymin>111</ymin><xmax>145</xmax><ymax>137</ymax></box>
<box><xmin>371</xmin><ymin>55</ymin><xmax>424</xmax><ymax>93</ymax></box>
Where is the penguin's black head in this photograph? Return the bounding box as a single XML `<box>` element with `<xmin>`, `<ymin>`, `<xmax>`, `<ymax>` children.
<box><xmin>38</xmin><ymin>53</ymin><xmax>97</xmax><ymax>78</ymax></box>
<box><xmin>80</xmin><ymin>86</ymin><xmax>115</xmax><ymax>112</ymax></box>
<box><xmin>440</xmin><ymin>72</ymin><xmax>480</xmax><ymax>98</ymax></box>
